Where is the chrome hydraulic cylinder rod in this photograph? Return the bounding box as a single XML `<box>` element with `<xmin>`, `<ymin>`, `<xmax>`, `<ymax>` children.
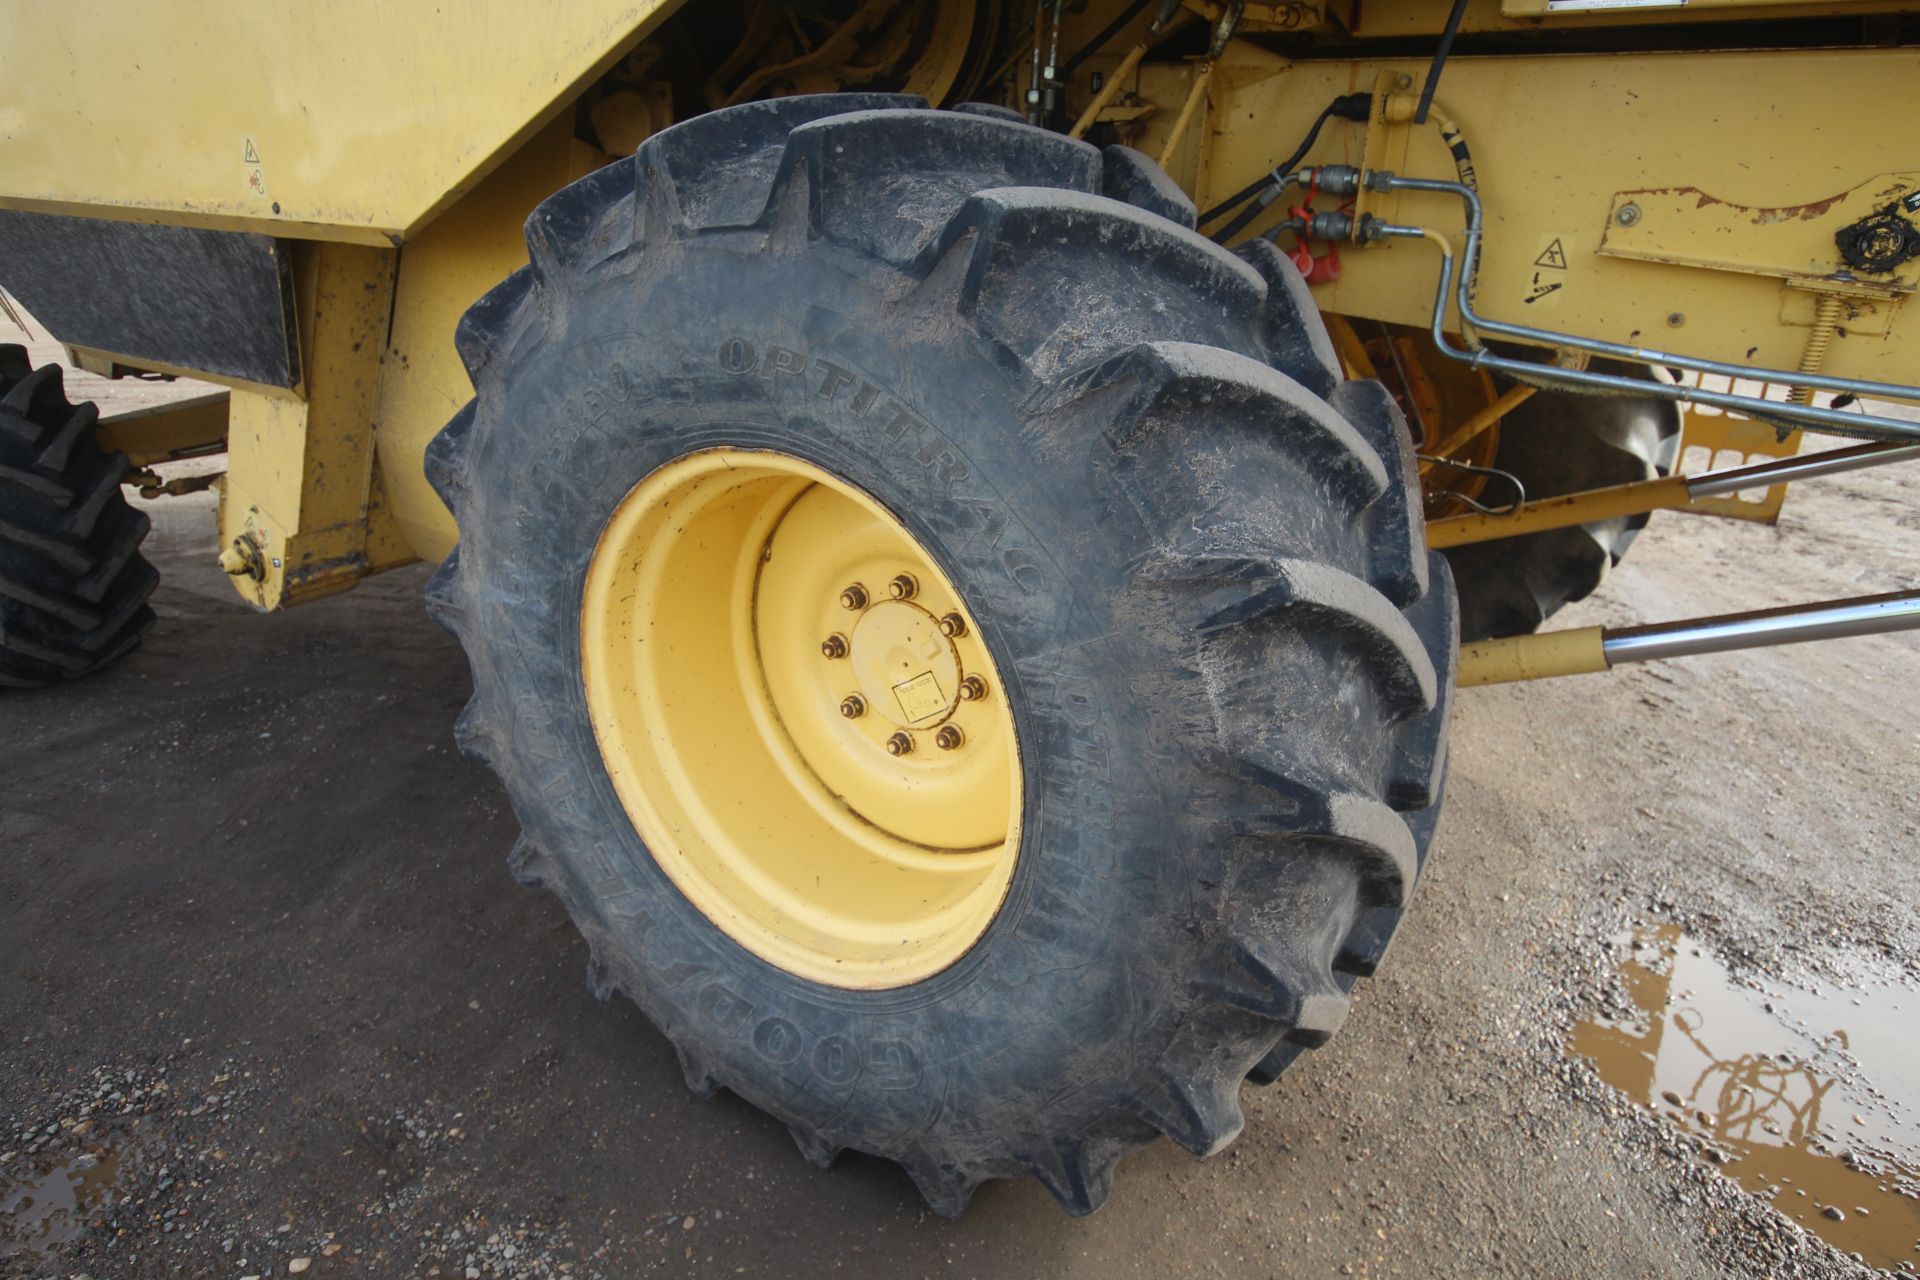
<box><xmin>1602</xmin><ymin>590</ymin><xmax>1920</xmax><ymax>665</ymax></box>
<box><xmin>1459</xmin><ymin>590</ymin><xmax>1920</xmax><ymax>686</ymax></box>
<box><xmin>1685</xmin><ymin>441</ymin><xmax>1920</xmax><ymax>498</ymax></box>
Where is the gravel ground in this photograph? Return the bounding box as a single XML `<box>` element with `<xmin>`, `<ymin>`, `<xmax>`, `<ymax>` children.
<box><xmin>1</xmin><ymin>324</ymin><xmax>1916</xmax><ymax>1277</ymax></box>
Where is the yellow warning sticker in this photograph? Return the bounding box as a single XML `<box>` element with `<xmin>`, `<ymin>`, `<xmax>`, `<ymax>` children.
<box><xmin>892</xmin><ymin>671</ymin><xmax>946</xmax><ymax>723</ymax></box>
<box><xmin>1523</xmin><ymin>234</ymin><xmax>1568</xmax><ymax>310</ymax></box>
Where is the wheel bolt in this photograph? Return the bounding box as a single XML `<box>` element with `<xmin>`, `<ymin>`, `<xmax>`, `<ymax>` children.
<box><xmin>820</xmin><ymin>633</ymin><xmax>849</xmax><ymax>659</ymax></box>
<box><xmin>935</xmin><ymin>725</ymin><xmax>965</xmax><ymax>751</ymax></box>
<box><xmin>840</xmin><ymin>694</ymin><xmax>865</xmax><ymax>719</ymax></box>
<box><xmin>888</xmin><ymin>573</ymin><xmax>918</xmax><ymax>600</ymax></box>
<box><xmin>839</xmin><ymin>583</ymin><xmax>868</xmax><ymax>610</ymax></box>
<box><xmin>885</xmin><ymin>731</ymin><xmax>915</xmax><ymax>756</ymax></box>
<box><xmin>938</xmin><ymin>612</ymin><xmax>967</xmax><ymax>638</ymax></box>
<box><xmin>958</xmin><ymin>675</ymin><xmax>988</xmax><ymax>701</ymax></box>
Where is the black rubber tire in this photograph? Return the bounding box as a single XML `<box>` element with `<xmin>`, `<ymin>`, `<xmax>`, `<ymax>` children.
<box><xmin>1442</xmin><ymin>366</ymin><xmax>1681</xmax><ymax>642</ymax></box>
<box><xmin>0</xmin><ymin>345</ymin><xmax>157</xmax><ymax>688</ymax></box>
<box><xmin>426</xmin><ymin>95</ymin><xmax>1456</xmax><ymax>1216</ymax></box>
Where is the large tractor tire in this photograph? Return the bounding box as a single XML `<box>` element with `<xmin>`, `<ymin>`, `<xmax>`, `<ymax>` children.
<box><xmin>426</xmin><ymin>96</ymin><xmax>1455</xmax><ymax>1215</ymax></box>
<box><xmin>0</xmin><ymin>345</ymin><xmax>157</xmax><ymax>688</ymax></box>
<box><xmin>1442</xmin><ymin>367</ymin><xmax>1681</xmax><ymax>642</ymax></box>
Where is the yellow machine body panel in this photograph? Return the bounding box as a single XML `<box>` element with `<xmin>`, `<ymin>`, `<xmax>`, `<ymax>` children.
<box><xmin>0</xmin><ymin>0</ymin><xmax>685</xmax><ymax>243</ymax></box>
<box><xmin>1154</xmin><ymin>44</ymin><xmax>1920</xmax><ymax>385</ymax></box>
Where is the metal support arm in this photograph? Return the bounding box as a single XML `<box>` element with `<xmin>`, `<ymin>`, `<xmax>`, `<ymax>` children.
<box><xmin>1428</xmin><ymin>440</ymin><xmax>1920</xmax><ymax>548</ymax></box>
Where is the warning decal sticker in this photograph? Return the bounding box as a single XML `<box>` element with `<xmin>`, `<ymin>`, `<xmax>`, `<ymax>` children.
<box><xmin>242</xmin><ymin>134</ymin><xmax>268</xmax><ymax>199</ymax></box>
<box><xmin>1524</xmin><ymin>234</ymin><xmax>1568</xmax><ymax>309</ymax></box>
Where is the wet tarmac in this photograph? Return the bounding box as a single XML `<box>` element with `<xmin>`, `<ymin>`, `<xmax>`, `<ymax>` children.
<box><xmin>1572</xmin><ymin>925</ymin><xmax>1920</xmax><ymax>1270</ymax></box>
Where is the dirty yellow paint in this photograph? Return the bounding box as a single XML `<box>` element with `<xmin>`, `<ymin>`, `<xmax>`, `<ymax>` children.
<box><xmin>1599</xmin><ymin>173</ymin><xmax>1920</xmax><ymax>290</ymax></box>
<box><xmin>93</xmin><ymin>392</ymin><xmax>230</xmax><ymax>467</ymax></box>
<box><xmin>219</xmin><ymin>241</ymin><xmax>397</xmax><ymax>609</ymax></box>
<box><xmin>374</xmin><ymin>119</ymin><xmax>611</xmax><ymax>563</ymax></box>
<box><xmin>1457</xmin><ymin>627</ymin><xmax>1609</xmax><ymax>686</ymax></box>
<box><xmin>0</xmin><ymin>0</ymin><xmax>682</xmax><ymax>242</ymax></box>
<box><xmin>1198</xmin><ymin>43</ymin><xmax>1920</xmax><ymax>384</ymax></box>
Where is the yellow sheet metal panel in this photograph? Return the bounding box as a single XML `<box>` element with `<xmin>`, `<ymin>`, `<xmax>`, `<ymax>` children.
<box><xmin>1204</xmin><ymin>44</ymin><xmax>1920</xmax><ymax>385</ymax></box>
<box><xmin>0</xmin><ymin>0</ymin><xmax>681</xmax><ymax>243</ymax></box>
<box><xmin>1598</xmin><ymin>173</ymin><xmax>1920</xmax><ymax>292</ymax></box>
<box><xmin>373</xmin><ymin>119</ymin><xmax>603</xmax><ymax>563</ymax></box>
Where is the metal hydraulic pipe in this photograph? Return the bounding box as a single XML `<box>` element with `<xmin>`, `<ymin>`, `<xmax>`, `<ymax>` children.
<box><xmin>1338</xmin><ymin>172</ymin><xmax>1920</xmax><ymax>442</ymax></box>
<box><xmin>1380</xmin><ymin>222</ymin><xmax>1920</xmax><ymax>444</ymax></box>
<box><xmin>1459</xmin><ymin>590</ymin><xmax>1920</xmax><ymax>686</ymax></box>
<box><xmin>1380</xmin><ymin>174</ymin><xmax>1920</xmax><ymax>404</ymax></box>
<box><xmin>1605</xmin><ymin>590</ymin><xmax>1920</xmax><ymax>664</ymax></box>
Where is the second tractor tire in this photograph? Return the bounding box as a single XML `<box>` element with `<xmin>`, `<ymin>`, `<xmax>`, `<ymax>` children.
<box><xmin>0</xmin><ymin>345</ymin><xmax>157</xmax><ymax>688</ymax></box>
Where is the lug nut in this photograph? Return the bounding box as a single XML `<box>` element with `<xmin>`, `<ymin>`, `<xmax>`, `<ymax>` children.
<box><xmin>938</xmin><ymin>612</ymin><xmax>967</xmax><ymax>638</ymax></box>
<box><xmin>885</xmin><ymin>731</ymin><xmax>915</xmax><ymax>756</ymax></box>
<box><xmin>820</xmin><ymin>633</ymin><xmax>849</xmax><ymax>659</ymax></box>
<box><xmin>935</xmin><ymin>725</ymin><xmax>965</xmax><ymax>751</ymax></box>
<box><xmin>839</xmin><ymin>583</ymin><xmax>869</xmax><ymax>610</ymax></box>
<box><xmin>958</xmin><ymin>675</ymin><xmax>988</xmax><ymax>702</ymax></box>
<box><xmin>888</xmin><ymin>573</ymin><xmax>918</xmax><ymax>600</ymax></box>
<box><xmin>839</xmin><ymin>694</ymin><xmax>865</xmax><ymax>719</ymax></box>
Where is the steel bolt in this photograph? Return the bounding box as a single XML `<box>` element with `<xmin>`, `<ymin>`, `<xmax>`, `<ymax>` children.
<box><xmin>1666</xmin><ymin>311</ymin><xmax>1686</xmax><ymax>328</ymax></box>
<box><xmin>839</xmin><ymin>583</ymin><xmax>869</xmax><ymax>610</ymax></box>
<box><xmin>840</xmin><ymin>694</ymin><xmax>866</xmax><ymax>719</ymax></box>
<box><xmin>888</xmin><ymin>573</ymin><xmax>919</xmax><ymax>600</ymax></box>
<box><xmin>1614</xmin><ymin>203</ymin><xmax>1642</xmax><ymax>228</ymax></box>
<box><xmin>958</xmin><ymin>675</ymin><xmax>988</xmax><ymax>702</ymax></box>
<box><xmin>935</xmin><ymin>725</ymin><xmax>965</xmax><ymax>751</ymax></box>
<box><xmin>885</xmin><ymin>731</ymin><xmax>915</xmax><ymax>756</ymax></box>
<box><xmin>820</xmin><ymin>633</ymin><xmax>849</xmax><ymax>659</ymax></box>
<box><xmin>938</xmin><ymin>612</ymin><xmax>968</xmax><ymax>638</ymax></box>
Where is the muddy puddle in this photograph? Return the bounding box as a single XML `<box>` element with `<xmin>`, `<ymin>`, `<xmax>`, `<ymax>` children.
<box><xmin>1571</xmin><ymin>925</ymin><xmax>1919</xmax><ymax>1271</ymax></box>
<box><xmin>0</xmin><ymin>1141</ymin><xmax>126</xmax><ymax>1261</ymax></box>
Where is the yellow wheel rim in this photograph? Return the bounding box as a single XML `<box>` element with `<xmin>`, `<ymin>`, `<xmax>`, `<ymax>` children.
<box><xmin>581</xmin><ymin>448</ymin><xmax>1022</xmax><ymax>989</ymax></box>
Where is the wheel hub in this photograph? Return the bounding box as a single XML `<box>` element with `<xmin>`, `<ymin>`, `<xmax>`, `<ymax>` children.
<box><xmin>850</xmin><ymin>599</ymin><xmax>959</xmax><ymax>730</ymax></box>
<box><xmin>579</xmin><ymin>447</ymin><xmax>1021</xmax><ymax>988</ymax></box>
